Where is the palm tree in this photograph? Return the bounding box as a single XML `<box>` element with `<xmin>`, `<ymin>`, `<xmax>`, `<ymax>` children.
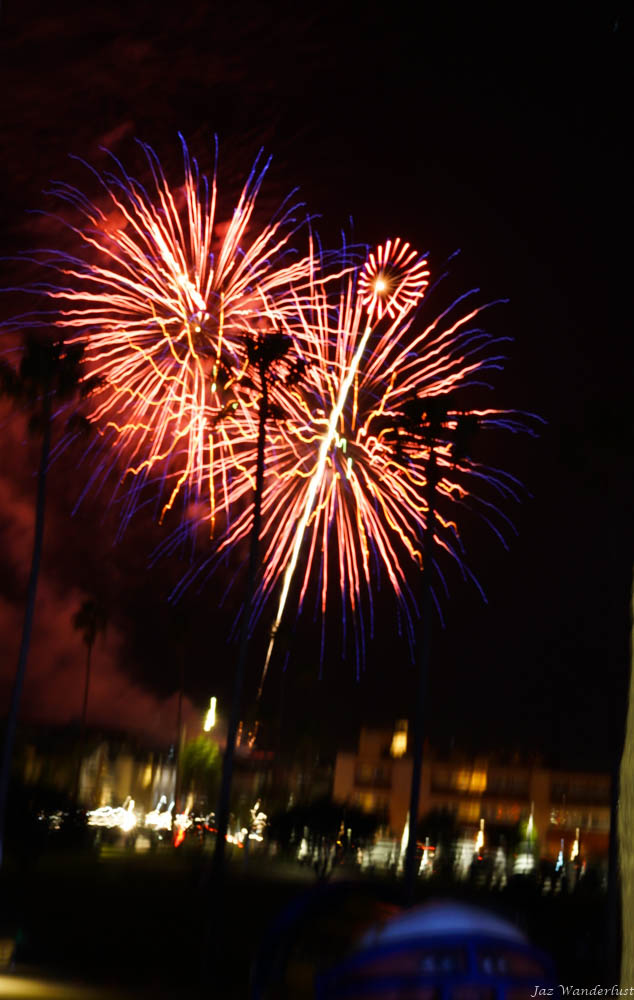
<box><xmin>72</xmin><ymin>598</ymin><xmax>108</xmax><ymax>803</ymax></box>
<box><xmin>388</xmin><ymin>394</ymin><xmax>478</xmax><ymax>899</ymax></box>
<box><xmin>212</xmin><ymin>330</ymin><xmax>306</xmax><ymax>877</ymax></box>
<box><xmin>0</xmin><ymin>334</ymin><xmax>88</xmax><ymax>865</ymax></box>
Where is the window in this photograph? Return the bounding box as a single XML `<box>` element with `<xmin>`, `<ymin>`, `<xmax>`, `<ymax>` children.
<box><xmin>486</xmin><ymin>773</ymin><xmax>529</xmax><ymax>797</ymax></box>
<box><xmin>431</xmin><ymin>768</ymin><xmax>488</xmax><ymax>793</ymax></box>
<box><xmin>458</xmin><ymin>801</ymin><xmax>481</xmax><ymax>822</ymax></box>
<box><xmin>551</xmin><ymin>779</ymin><xmax>610</xmax><ymax>805</ymax></box>
<box><xmin>355</xmin><ymin>763</ymin><xmax>391</xmax><ymax>788</ymax></box>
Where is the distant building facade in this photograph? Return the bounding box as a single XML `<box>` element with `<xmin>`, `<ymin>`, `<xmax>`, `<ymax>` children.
<box><xmin>333</xmin><ymin>725</ymin><xmax>611</xmax><ymax>863</ymax></box>
<box><xmin>78</xmin><ymin>741</ymin><xmax>176</xmax><ymax>810</ymax></box>
<box><xmin>19</xmin><ymin>726</ymin><xmax>176</xmax><ymax>812</ymax></box>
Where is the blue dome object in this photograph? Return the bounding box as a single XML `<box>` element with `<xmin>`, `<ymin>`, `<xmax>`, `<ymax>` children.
<box><xmin>359</xmin><ymin>900</ymin><xmax>528</xmax><ymax>949</ymax></box>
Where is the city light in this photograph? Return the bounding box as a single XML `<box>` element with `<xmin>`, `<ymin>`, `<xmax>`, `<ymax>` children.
<box><xmin>173</xmin><ymin>793</ymin><xmax>194</xmax><ymax>846</ymax></box>
<box><xmin>571</xmin><ymin>826</ymin><xmax>580</xmax><ymax>861</ymax></box>
<box><xmin>475</xmin><ymin>818</ymin><xmax>485</xmax><ymax>854</ymax></box>
<box><xmin>87</xmin><ymin>798</ymin><xmax>137</xmax><ymax>833</ymax></box>
<box><xmin>203</xmin><ymin>696</ymin><xmax>217</xmax><ymax>732</ymax></box>
<box><xmin>144</xmin><ymin>796</ymin><xmax>174</xmax><ymax>831</ymax></box>
<box><xmin>390</xmin><ymin>720</ymin><xmax>408</xmax><ymax>758</ymax></box>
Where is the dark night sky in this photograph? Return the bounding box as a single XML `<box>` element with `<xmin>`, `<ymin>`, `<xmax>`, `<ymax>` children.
<box><xmin>0</xmin><ymin>3</ymin><xmax>630</xmax><ymax>769</ymax></box>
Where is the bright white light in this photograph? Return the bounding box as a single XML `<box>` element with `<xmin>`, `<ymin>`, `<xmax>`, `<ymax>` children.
<box><xmin>249</xmin><ymin>800</ymin><xmax>267</xmax><ymax>840</ymax></box>
<box><xmin>475</xmin><ymin>818</ymin><xmax>485</xmax><ymax>853</ymax></box>
<box><xmin>556</xmin><ymin>838</ymin><xmax>564</xmax><ymax>872</ymax></box>
<box><xmin>145</xmin><ymin>796</ymin><xmax>174</xmax><ymax>831</ymax></box>
<box><xmin>87</xmin><ymin>798</ymin><xmax>137</xmax><ymax>833</ymax></box>
<box><xmin>203</xmin><ymin>696</ymin><xmax>217</xmax><ymax>731</ymax></box>
<box><xmin>419</xmin><ymin>836</ymin><xmax>431</xmax><ymax>874</ymax></box>
<box><xmin>525</xmin><ymin>801</ymin><xmax>535</xmax><ymax>843</ymax></box>
<box><xmin>398</xmin><ymin>811</ymin><xmax>409</xmax><ymax>872</ymax></box>
<box><xmin>513</xmin><ymin>851</ymin><xmax>535</xmax><ymax>874</ymax></box>
<box><xmin>259</xmin><ymin>317</ymin><xmax>375</xmax><ymax>695</ymax></box>
<box><xmin>228</xmin><ymin>801</ymin><xmax>268</xmax><ymax>845</ymax></box>
<box><xmin>173</xmin><ymin>792</ymin><xmax>194</xmax><ymax>841</ymax></box>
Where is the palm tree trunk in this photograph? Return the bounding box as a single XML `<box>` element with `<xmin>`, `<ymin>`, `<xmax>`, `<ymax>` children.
<box><xmin>212</xmin><ymin>368</ymin><xmax>268</xmax><ymax>877</ymax></box>
<box><xmin>618</xmin><ymin>569</ymin><xmax>634</xmax><ymax>983</ymax></box>
<box><xmin>403</xmin><ymin>446</ymin><xmax>437</xmax><ymax>900</ymax></box>
<box><xmin>0</xmin><ymin>395</ymin><xmax>52</xmax><ymax>866</ymax></box>
<box><xmin>74</xmin><ymin>641</ymin><xmax>93</xmax><ymax>805</ymax></box>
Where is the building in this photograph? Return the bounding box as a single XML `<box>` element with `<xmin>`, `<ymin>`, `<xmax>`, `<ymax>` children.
<box><xmin>333</xmin><ymin>725</ymin><xmax>611</xmax><ymax>863</ymax></box>
<box><xmin>78</xmin><ymin>739</ymin><xmax>176</xmax><ymax>811</ymax></box>
<box><xmin>18</xmin><ymin>725</ymin><xmax>177</xmax><ymax>813</ymax></box>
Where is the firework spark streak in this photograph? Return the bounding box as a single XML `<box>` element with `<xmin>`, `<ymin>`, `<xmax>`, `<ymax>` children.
<box><xmin>256</xmin><ymin>243</ymin><xmax>431</xmax><ymax>692</ymax></box>
<box><xmin>258</xmin><ymin>314</ymin><xmax>374</xmax><ymax>693</ymax></box>
<box><xmin>9</xmin><ymin>137</ymin><xmax>317</xmax><ymax>528</ymax></box>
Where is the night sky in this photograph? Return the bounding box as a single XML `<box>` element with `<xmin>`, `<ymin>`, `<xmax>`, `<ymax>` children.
<box><xmin>0</xmin><ymin>3</ymin><xmax>630</xmax><ymax>770</ymax></box>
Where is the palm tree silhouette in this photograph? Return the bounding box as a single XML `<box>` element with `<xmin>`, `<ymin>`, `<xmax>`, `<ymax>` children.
<box><xmin>386</xmin><ymin>393</ymin><xmax>478</xmax><ymax>898</ymax></box>
<box><xmin>0</xmin><ymin>334</ymin><xmax>89</xmax><ymax>864</ymax></box>
<box><xmin>212</xmin><ymin>329</ymin><xmax>306</xmax><ymax>877</ymax></box>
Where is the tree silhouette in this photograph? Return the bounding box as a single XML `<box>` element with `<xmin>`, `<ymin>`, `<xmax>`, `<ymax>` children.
<box><xmin>212</xmin><ymin>329</ymin><xmax>307</xmax><ymax>875</ymax></box>
<box><xmin>0</xmin><ymin>334</ymin><xmax>90</xmax><ymax>864</ymax></box>
<box><xmin>386</xmin><ymin>393</ymin><xmax>479</xmax><ymax>899</ymax></box>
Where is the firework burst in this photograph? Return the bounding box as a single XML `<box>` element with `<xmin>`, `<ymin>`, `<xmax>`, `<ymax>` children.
<box><xmin>357</xmin><ymin>238</ymin><xmax>430</xmax><ymax>320</ymax></box>
<box><xmin>169</xmin><ymin>242</ymin><xmax>537</xmax><ymax>689</ymax></box>
<box><xmin>11</xmin><ymin>137</ymin><xmax>318</xmax><ymax>527</ymax></box>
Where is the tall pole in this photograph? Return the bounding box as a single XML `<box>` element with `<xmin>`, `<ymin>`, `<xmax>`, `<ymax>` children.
<box><xmin>0</xmin><ymin>392</ymin><xmax>52</xmax><ymax>866</ymax></box>
<box><xmin>212</xmin><ymin>359</ymin><xmax>268</xmax><ymax>877</ymax></box>
<box><xmin>403</xmin><ymin>445</ymin><xmax>437</xmax><ymax>900</ymax></box>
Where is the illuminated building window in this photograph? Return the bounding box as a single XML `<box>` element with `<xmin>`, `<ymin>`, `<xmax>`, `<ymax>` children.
<box><xmin>391</xmin><ymin>721</ymin><xmax>408</xmax><ymax>758</ymax></box>
<box><xmin>458</xmin><ymin>801</ymin><xmax>480</xmax><ymax>822</ymax></box>
<box><xmin>487</xmin><ymin>774</ymin><xmax>529</xmax><ymax>796</ymax></box>
<box><xmin>551</xmin><ymin>779</ymin><xmax>610</xmax><ymax>805</ymax></box>
<box><xmin>355</xmin><ymin>763</ymin><xmax>391</xmax><ymax>788</ymax></box>
<box><xmin>482</xmin><ymin>802</ymin><xmax>520</xmax><ymax>824</ymax></box>
<box><xmin>454</xmin><ymin>769</ymin><xmax>487</xmax><ymax>793</ymax></box>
